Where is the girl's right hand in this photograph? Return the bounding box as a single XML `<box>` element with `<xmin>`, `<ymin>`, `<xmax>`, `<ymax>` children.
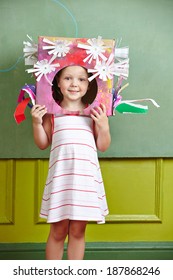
<box><xmin>31</xmin><ymin>105</ymin><xmax>47</xmax><ymax>125</ymax></box>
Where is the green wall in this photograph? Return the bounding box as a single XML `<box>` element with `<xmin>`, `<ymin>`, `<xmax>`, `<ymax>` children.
<box><xmin>0</xmin><ymin>0</ymin><xmax>173</xmax><ymax>157</ymax></box>
<box><xmin>0</xmin><ymin>0</ymin><xmax>173</xmax><ymax>260</ymax></box>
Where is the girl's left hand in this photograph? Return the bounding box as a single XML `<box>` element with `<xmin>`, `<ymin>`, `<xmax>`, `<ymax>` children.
<box><xmin>90</xmin><ymin>103</ymin><xmax>109</xmax><ymax>130</ymax></box>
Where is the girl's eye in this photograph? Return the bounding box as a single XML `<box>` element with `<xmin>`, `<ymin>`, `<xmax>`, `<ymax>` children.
<box><xmin>64</xmin><ymin>77</ymin><xmax>70</xmax><ymax>80</ymax></box>
<box><xmin>80</xmin><ymin>78</ymin><xmax>87</xmax><ymax>82</ymax></box>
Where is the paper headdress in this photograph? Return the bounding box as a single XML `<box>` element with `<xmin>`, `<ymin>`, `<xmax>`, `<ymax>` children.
<box><xmin>30</xmin><ymin>36</ymin><xmax>120</xmax><ymax>116</ymax></box>
<box><xmin>14</xmin><ymin>35</ymin><xmax>159</xmax><ymax>124</ymax></box>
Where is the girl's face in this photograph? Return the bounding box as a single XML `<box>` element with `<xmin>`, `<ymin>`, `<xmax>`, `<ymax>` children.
<box><xmin>57</xmin><ymin>66</ymin><xmax>89</xmax><ymax>105</ymax></box>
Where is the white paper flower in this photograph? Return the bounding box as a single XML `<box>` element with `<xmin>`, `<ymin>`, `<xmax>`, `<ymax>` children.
<box><xmin>88</xmin><ymin>54</ymin><xmax>129</xmax><ymax>81</ymax></box>
<box><xmin>23</xmin><ymin>35</ymin><xmax>38</xmax><ymax>65</ymax></box>
<box><xmin>26</xmin><ymin>58</ymin><xmax>60</xmax><ymax>85</ymax></box>
<box><xmin>77</xmin><ymin>36</ymin><xmax>108</xmax><ymax>64</ymax></box>
<box><xmin>88</xmin><ymin>53</ymin><xmax>116</xmax><ymax>81</ymax></box>
<box><xmin>42</xmin><ymin>38</ymin><xmax>71</xmax><ymax>58</ymax></box>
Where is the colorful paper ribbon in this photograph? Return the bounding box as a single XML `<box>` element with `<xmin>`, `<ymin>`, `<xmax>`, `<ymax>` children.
<box><xmin>114</xmin><ymin>98</ymin><xmax>160</xmax><ymax>114</ymax></box>
<box><xmin>14</xmin><ymin>84</ymin><xmax>36</xmax><ymax>124</ymax></box>
<box><xmin>14</xmin><ymin>98</ymin><xmax>31</xmax><ymax>124</ymax></box>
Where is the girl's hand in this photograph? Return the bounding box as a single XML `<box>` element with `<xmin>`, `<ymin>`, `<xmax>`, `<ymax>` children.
<box><xmin>31</xmin><ymin>105</ymin><xmax>47</xmax><ymax>125</ymax></box>
<box><xmin>90</xmin><ymin>103</ymin><xmax>109</xmax><ymax>130</ymax></box>
<box><xmin>91</xmin><ymin>104</ymin><xmax>111</xmax><ymax>152</ymax></box>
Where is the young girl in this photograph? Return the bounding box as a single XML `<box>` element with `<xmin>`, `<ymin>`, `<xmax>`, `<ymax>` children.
<box><xmin>31</xmin><ymin>65</ymin><xmax>111</xmax><ymax>260</ymax></box>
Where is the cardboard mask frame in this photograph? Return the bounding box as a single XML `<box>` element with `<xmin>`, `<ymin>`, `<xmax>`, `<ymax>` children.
<box><xmin>33</xmin><ymin>36</ymin><xmax>116</xmax><ymax>116</ymax></box>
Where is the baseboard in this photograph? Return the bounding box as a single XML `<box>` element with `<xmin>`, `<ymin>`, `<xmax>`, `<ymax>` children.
<box><xmin>0</xmin><ymin>242</ymin><xmax>173</xmax><ymax>260</ymax></box>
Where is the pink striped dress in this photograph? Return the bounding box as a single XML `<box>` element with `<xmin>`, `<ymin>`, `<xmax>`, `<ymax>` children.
<box><xmin>40</xmin><ymin>114</ymin><xmax>109</xmax><ymax>224</ymax></box>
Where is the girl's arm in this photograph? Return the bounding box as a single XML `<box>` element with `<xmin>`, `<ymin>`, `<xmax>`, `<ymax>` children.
<box><xmin>31</xmin><ymin>105</ymin><xmax>52</xmax><ymax>150</ymax></box>
<box><xmin>91</xmin><ymin>104</ymin><xmax>111</xmax><ymax>152</ymax></box>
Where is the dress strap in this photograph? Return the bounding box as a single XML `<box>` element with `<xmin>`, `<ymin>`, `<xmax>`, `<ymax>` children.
<box><xmin>51</xmin><ymin>114</ymin><xmax>54</xmax><ymax>134</ymax></box>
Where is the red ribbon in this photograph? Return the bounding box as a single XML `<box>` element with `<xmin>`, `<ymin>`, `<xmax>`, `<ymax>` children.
<box><xmin>14</xmin><ymin>98</ymin><xmax>31</xmax><ymax>124</ymax></box>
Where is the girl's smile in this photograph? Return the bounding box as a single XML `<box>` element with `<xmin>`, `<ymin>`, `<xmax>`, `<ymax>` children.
<box><xmin>57</xmin><ymin>66</ymin><xmax>89</xmax><ymax>109</ymax></box>
<box><xmin>68</xmin><ymin>89</ymin><xmax>80</xmax><ymax>94</ymax></box>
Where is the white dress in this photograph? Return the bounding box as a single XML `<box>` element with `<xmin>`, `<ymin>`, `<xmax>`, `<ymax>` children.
<box><xmin>40</xmin><ymin>114</ymin><xmax>109</xmax><ymax>224</ymax></box>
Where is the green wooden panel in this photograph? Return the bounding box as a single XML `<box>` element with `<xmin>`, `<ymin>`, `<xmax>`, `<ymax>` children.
<box><xmin>0</xmin><ymin>242</ymin><xmax>173</xmax><ymax>260</ymax></box>
<box><xmin>0</xmin><ymin>0</ymin><xmax>172</xmax><ymax>158</ymax></box>
<box><xmin>0</xmin><ymin>159</ymin><xmax>173</xmax><ymax>243</ymax></box>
